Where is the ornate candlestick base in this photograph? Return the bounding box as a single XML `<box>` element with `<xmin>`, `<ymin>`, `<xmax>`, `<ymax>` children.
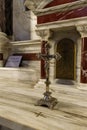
<box><xmin>37</xmin><ymin>91</ymin><xmax>58</xmax><ymax>109</ymax></box>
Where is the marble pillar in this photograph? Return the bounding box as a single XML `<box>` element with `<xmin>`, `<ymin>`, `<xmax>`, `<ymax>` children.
<box><xmin>81</xmin><ymin>37</ymin><xmax>87</xmax><ymax>83</ymax></box>
<box><xmin>77</xmin><ymin>25</ymin><xmax>87</xmax><ymax>83</ymax></box>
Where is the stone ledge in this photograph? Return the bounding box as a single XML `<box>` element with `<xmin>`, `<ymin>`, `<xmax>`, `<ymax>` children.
<box><xmin>0</xmin><ymin>67</ymin><xmax>39</xmax><ymax>85</ymax></box>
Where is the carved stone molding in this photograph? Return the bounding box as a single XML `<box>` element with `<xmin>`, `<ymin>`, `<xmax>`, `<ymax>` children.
<box><xmin>12</xmin><ymin>40</ymin><xmax>41</xmax><ymax>53</ymax></box>
<box><xmin>36</xmin><ymin>29</ymin><xmax>53</xmax><ymax>40</ymax></box>
<box><xmin>76</xmin><ymin>25</ymin><xmax>87</xmax><ymax>37</ymax></box>
<box><xmin>25</xmin><ymin>0</ymin><xmax>87</xmax><ymax>16</ymax></box>
<box><xmin>24</xmin><ymin>0</ymin><xmax>53</xmax><ymax>11</ymax></box>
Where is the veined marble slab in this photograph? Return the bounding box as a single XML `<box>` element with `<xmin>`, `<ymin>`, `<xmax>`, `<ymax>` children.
<box><xmin>0</xmin><ymin>67</ymin><xmax>40</xmax><ymax>87</ymax></box>
<box><xmin>0</xmin><ymin>81</ymin><xmax>86</xmax><ymax>130</ymax></box>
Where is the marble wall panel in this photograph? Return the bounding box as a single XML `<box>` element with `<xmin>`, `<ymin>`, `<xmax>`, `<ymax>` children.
<box><xmin>81</xmin><ymin>38</ymin><xmax>87</xmax><ymax>83</ymax></box>
<box><xmin>45</xmin><ymin>0</ymin><xmax>78</xmax><ymax>8</ymax></box>
<box><xmin>37</xmin><ymin>7</ymin><xmax>87</xmax><ymax>24</ymax></box>
<box><xmin>13</xmin><ymin>0</ymin><xmax>38</xmax><ymax>40</ymax></box>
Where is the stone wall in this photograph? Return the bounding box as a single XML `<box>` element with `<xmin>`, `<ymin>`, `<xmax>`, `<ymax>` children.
<box><xmin>10</xmin><ymin>39</ymin><xmax>41</xmax><ymax>85</ymax></box>
<box><xmin>0</xmin><ymin>39</ymin><xmax>41</xmax><ymax>89</ymax></box>
<box><xmin>13</xmin><ymin>0</ymin><xmax>38</xmax><ymax>41</ymax></box>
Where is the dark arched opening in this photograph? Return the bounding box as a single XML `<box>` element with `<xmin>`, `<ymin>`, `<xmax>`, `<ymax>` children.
<box><xmin>56</xmin><ymin>38</ymin><xmax>75</xmax><ymax>80</ymax></box>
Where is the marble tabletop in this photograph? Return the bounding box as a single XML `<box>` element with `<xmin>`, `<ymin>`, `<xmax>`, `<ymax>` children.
<box><xmin>0</xmin><ymin>81</ymin><xmax>87</xmax><ymax>130</ymax></box>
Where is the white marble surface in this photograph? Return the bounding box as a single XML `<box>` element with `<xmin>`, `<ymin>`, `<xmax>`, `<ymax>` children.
<box><xmin>0</xmin><ymin>81</ymin><xmax>86</xmax><ymax>130</ymax></box>
<box><xmin>0</xmin><ymin>67</ymin><xmax>40</xmax><ymax>87</ymax></box>
<box><xmin>12</xmin><ymin>39</ymin><xmax>41</xmax><ymax>53</ymax></box>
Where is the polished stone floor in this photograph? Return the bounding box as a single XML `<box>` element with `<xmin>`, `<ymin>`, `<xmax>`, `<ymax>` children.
<box><xmin>0</xmin><ymin>80</ymin><xmax>87</xmax><ymax>130</ymax></box>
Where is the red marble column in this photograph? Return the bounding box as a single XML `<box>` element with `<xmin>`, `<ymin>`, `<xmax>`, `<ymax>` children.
<box><xmin>81</xmin><ymin>38</ymin><xmax>87</xmax><ymax>83</ymax></box>
<box><xmin>41</xmin><ymin>41</ymin><xmax>46</xmax><ymax>79</ymax></box>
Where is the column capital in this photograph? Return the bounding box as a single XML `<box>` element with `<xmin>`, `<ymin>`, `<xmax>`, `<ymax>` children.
<box><xmin>36</xmin><ymin>29</ymin><xmax>53</xmax><ymax>41</ymax></box>
<box><xmin>76</xmin><ymin>24</ymin><xmax>87</xmax><ymax>38</ymax></box>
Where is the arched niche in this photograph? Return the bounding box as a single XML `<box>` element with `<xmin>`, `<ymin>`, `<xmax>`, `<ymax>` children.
<box><xmin>56</xmin><ymin>38</ymin><xmax>76</xmax><ymax>80</ymax></box>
